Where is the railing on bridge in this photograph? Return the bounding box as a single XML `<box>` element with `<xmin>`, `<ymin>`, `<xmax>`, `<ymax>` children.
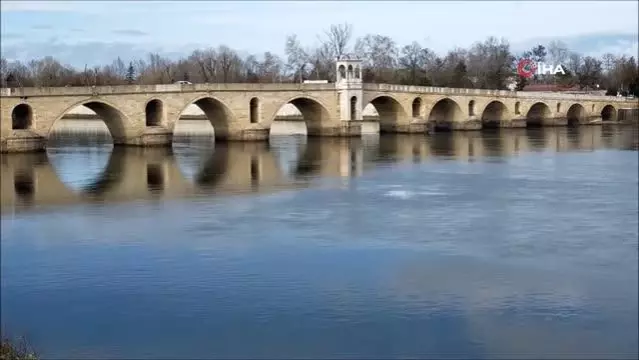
<box><xmin>362</xmin><ymin>83</ymin><xmax>637</xmax><ymax>102</ymax></box>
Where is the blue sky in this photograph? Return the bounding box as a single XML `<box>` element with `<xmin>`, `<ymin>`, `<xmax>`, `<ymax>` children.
<box><xmin>1</xmin><ymin>0</ymin><xmax>638</xmax><ymax>68</ymax></box>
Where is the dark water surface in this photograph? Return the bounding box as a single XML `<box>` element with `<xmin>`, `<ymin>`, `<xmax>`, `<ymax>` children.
<box><xmin>1</xmin><ymin>126</ymin><xmax>638</xmax><ymax>359</ymax></box>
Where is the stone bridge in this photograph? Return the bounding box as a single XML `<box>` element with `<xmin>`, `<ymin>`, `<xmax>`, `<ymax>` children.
<box><xmin>1</xmin><ymin>59</ymin><xmax>637</xmax><ymax>152</ymax></box>
<box><xmin>2</xmin><ymin>126</ymin><xmax>632</xmax><ymax>213</ymax></box>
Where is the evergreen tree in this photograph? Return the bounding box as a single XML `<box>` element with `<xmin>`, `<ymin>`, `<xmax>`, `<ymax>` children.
<box><xmin>126</xmin><ymin>62</ymin><xmax>135</xmax><ymax>84</ymax></box>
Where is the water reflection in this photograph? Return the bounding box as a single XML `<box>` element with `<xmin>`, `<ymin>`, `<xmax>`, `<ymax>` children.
<box><xmin>1</xmin><ymin>125</ymin><xmax>636</xmax><ymax>214</ymax></box>
<box><xmin>1</xmin><ymin>125</ymin><xmax>637</xmax><ymax>359</ymax></box>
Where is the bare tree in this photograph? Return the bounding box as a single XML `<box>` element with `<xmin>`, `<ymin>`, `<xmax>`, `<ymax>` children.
<box><xmin>467</xmin><ymin>37</ymin><xmax>514</xmax><ymax>89</ymax></box>
<box><xmin>547</xmin><ymin>40</ymin><xmax>569</xmax><ymax>65</ymax></box>
<box><xmin>285</xmin><ymin>34</ymin><xmax>309</xmax><ymax>82</ymax></box>
<box><xmin>320</xmin><ymin>22</ymin><xmax>353</xmax><ymax>60</ymax></box>
<box><xmin>398</xmin><ymin>42</ymin><xmax>429</xmax><ymax>85</ymax></box>
<box><xmin>567</xmin><ymin>52</ymin><xmax>583</xmax><ymax>75</ymax></box>
<box><xmin>354</xmin><ymin>34</ymin><xmax>398</xmax><ymax>82</ymax></box>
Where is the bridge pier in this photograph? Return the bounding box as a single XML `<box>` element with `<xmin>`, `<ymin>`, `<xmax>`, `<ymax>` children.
<box><xmin>114</xmin><ymin>127</ymin><xmax>174</xmax><ymax>147</ymax></box>
<box><xmin>452</xmin><ymin>119</ymin><xmax>482</xmax><ymax>130</ymax></box>
<box><xmin>309</xmin><ymin>121</ymin><xmax>362</xmax><ymax>137</ymax></box>
<box><xmin>380</xmin><ymin>122</ymin><xmax>429</xmax><ymax>134</ymax></box>
<box><xmin>505</xmin><ymin>118</ymin><xmax>527</xmax><ymax>128</ymax></box>
<box><xmin>223</xmin><ymin>127</ymin><xmax>270</xmax><ymax>141</ymax></box>
<box><xmin>0</xmin><ymin>131</ymin><xmax>47</xmax><ymax>153</ymax></box>
<box><xmin>541</xmin><ymin>117</ymin><xmax>568</xmax><ymax>127</ymax></box>
<box><xmin>428</xmin><ymin>119</ymin><xmax>483</xmax><ymax>132</ymax></box>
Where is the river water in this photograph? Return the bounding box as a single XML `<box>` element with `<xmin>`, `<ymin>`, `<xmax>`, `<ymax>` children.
<box><xmin>1</xmin><ymin>125</ymin><xmax>638</xmax><ymax>359</ymax></box>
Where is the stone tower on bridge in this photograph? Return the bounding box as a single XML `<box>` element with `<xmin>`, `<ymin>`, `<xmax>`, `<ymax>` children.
<box><xmin>335</xmin><ymin>55</ymin><xmax>363</xmax><ymax>122</ymax></box>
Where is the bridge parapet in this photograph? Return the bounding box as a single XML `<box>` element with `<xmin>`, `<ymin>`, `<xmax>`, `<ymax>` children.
<box><xmin>363</xmin><ymin>83</ymin><xmax>513</xmax><ymax>97</ymax></box>
<box><xmin>513</xmin><ymin>92</ymin><xmax>637</xmax><ymax>102</ymax></box>
<box><xmin>0</xmin><ymin>82</ymin><xmax>337</xmax><ymax>98</ymax></box>
<box><xmin>362</xmin><ymin>83</ymin><xmax>636</xmax><ymax>103</ymax></box>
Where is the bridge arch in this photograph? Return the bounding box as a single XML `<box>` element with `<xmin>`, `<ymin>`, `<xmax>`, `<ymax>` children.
<box><xmin>468</xmin><ymin>100</ymin><xmax>476</xmax><ymax>117</ymax></box>
<box><xmin>12</xmin><ymin>103</ymin><xmax>34</xmax><ymax>130</ymax></box>
<box><xmin>177</xmin><ymin>95</ymin><xmax>236</xmax><ymax>140</ymax></box>
<box><xmin>145</xmin><ymin>98</ymin><xmax>164</xmax><ymax>127</ymax></box>
<box><xmin>566</xmin><ymin>104</ymin><xmax>586</xmax><ymax>125</ymax></box>
<box><xmin>525</xmin><ymin>102</ymin><xmax>552</xmax><ymax>127</ymax></box>
<box><xmin>350</xmin><ymin>96</ymin><xmax>357</xmax><ymax>121</ymax></box>
<box><xmin>269</xmin><ymin>95</ymin><xmax>332</xmax><ymax>136</ymax></box>
<box><xmin>249</xmin><ymin>97</ymin><xmax>260</xmax><ymax>124</ymax></box>
<box><xmin>480</xmin><ymin>100</ymin><xmax>510</xmax><ymax>129</ymax></box>
<box><xmin>412</xmin><ymin>97</ymin><xmax>422</xmax><ymax>118</ymax></box>
<box><xmin>427</xmin><ymin>97</ymin><xmax>463</xmax><ymax>129</ymax></box>
<box><xmin>48</xmin><ymin>98</ymin><xmax>129</xmax><ymax>140</ymax></box>
<box><xmin>366</xmin><ymin>95</ymin><xmax>408</xmax><ymax>133</ymax></box>
<box><xmin>601</xmin><ymin>104</ymin><xmax>617</xmax><ymax>121</ymax></box>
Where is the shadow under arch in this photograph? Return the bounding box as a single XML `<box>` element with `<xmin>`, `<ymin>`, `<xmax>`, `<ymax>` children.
<box><xmin>176</xmin><ymin>96</ymin><xmax>236</xmax><ymax>141</ymax></box>
<box><xmin>47</xmin><ymin>99</ymin><xmax>129</xmax><ymax>140</ymax></box>
<box><xmin>11</xmin><ymin>103</ymin><xmax>34</xmax><ymax>130</ymax></box>
<box><xmin>525</xmin><ymin>102</ymin><xmax>551</xmax><ymax>127</ymax></box>
<box><xmin>145</xmin><ymin>98</ymin><xmax>164</xmax><ymax>126</ymax></box>
<box><xmin>367</xmin><ymin>95</ymin><xmax>408</xmax><ymax>133</ymax></box>
<box><xmin>601</xmin><ymin>104</ymin><xmax>617</xmax><ymax>122</ymax></box>
<box><xmin>481</xmin><ymin>100</ymin><xmax>510</xmax><ymax>129</ymax></box>
<box><xmin>412</xmin><ymin>97</ymin><xmax>423</xmax><ymax>118</ymax></box>
<box><xmin>566</xmin><ymin>103</ymin><xmax>586</xmax><ymax>126</ymax></box>
<box><xmin>269</xmin><ymin>96</ymin><xmax>332</xmax><ymax>136</ymax></box>
<box><xmin>427</xmin><ymin>98</ymin><xmax>463</xmax><ymax>131</ymax></box>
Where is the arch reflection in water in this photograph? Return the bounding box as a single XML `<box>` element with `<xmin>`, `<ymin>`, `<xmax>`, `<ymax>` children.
<box><xmin>1</xmin><ymin>126</ymin><xmax>636</xmax><ymax>213</ymax></box>
<box><xmin>292</xmin><ymin>137</ymin><xmax>366</xmax><ymax>179</ymax></box>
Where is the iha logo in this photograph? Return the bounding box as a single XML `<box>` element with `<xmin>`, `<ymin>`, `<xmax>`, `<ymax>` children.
<box><xmin>517</xmin><ymin>59</ymin><xmax>566</xmax><ymax>78</ymax></box>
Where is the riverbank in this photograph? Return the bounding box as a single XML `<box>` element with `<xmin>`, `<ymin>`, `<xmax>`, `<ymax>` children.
<box><xmin>1</xmin><ymin>337</ymin><xmax>37</xmax><ymax>360</ymax></box>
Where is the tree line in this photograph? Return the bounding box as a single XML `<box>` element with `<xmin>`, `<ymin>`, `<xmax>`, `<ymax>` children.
<box><xmin>1</xmin><ymin>23</ymin><xmax>637</xmax><ymax>95</ymax></box>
